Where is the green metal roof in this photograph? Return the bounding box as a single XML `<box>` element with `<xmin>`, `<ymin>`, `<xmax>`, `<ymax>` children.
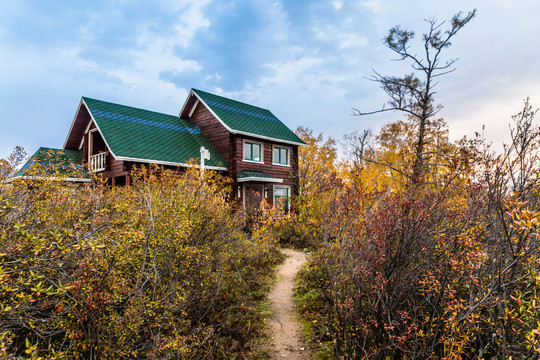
<box><xmin>192</xmin><ymin>89</ymin><xmax>305</xmax><ymax>145</ymax></box>
<box><xmin>237</xmin><ymin>170</ymin><xmax>283</xmax><ymax>183</ymax></box>
<box><xmin>83</xmin><ymin>97</ymin><xmax>227</xmax><ymax>169</ymax></box>
<box><xmin>16</xmin><ymin>147</ymin><xmax>89</xmax><ymax>179</ymax></box>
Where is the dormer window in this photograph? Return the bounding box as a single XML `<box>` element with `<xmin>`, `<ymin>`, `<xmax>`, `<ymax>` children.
<box><xmin>243</xmin><ymin>141</ymin><xmax>262</xmax><ymax>162</ymax></box>
<box><xmin>273</xmin><ymin>146</ymin><xmax>289</xmax><ymax>166</ymax></box>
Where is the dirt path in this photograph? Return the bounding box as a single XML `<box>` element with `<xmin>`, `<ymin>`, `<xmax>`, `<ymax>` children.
<box><xmin>268</xmin><ymin>248</ymin><xmax>311</xmax><ymax>359</ymax></box>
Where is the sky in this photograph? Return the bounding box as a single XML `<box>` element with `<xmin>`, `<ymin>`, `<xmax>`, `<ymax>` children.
<box><xmin>1</xmin><ymin>0</ymin><xmax>539</xmax><ymax>160</ymax></box>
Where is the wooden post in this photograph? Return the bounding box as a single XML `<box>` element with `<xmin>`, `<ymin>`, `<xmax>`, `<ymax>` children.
<box><xmin>200</xmin><ymin>146</ymin><xmax>205</xmax><ymax>177</ymax></box>
<box><xmin>126</xmin><ymin>174</ymin><xmax>130</xmax><ymax>186</ymax></box>
<box><xmin>111</xmin><ymin>177</ymin><xmax>116</xmax><ymax>186</ymax></box>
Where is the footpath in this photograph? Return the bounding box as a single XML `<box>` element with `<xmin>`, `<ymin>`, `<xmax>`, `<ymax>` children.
<box><xmin>267</xmin><ymin>248</ymin><xmax>311</xmax><ymax>359</ymax></box>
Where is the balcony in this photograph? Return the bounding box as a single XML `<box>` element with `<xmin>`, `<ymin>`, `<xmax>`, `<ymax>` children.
<box><xmin>90</xmin><ymin>152</ymin><xmax>107</xmax><ymax>172</ymax></box>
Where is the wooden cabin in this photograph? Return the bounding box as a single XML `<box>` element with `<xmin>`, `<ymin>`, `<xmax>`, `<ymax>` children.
<box><xmin>19</xmin><ymin>89</ymin><xmax>305</xmax><ymax>211</ymax></box>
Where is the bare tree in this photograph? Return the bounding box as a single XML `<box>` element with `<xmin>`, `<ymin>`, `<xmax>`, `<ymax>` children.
<box><xmin>355</xmin><ymin>10</ymin><xmax>476</xmax><ymax>184</ymax></box>
<box><xmin>0</xmin><ymin>146</ymin><xmax>27</xmax><ymax>184</ymax></box>
<box><xmin>342</xmin><ymin>129</ymin><xmax>372</xmax><ymax>169</ymax></box>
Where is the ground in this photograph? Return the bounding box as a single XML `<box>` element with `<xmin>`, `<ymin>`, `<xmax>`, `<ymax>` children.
<box><xmin>268</xmin><ymin>248</ymin><xmax>311</xmax><ymax>359</ymax></box>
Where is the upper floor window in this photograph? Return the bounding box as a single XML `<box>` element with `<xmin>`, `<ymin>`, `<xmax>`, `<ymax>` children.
<box><xmin>244</xmin><ymin>141</ymin><xmax>262</xmax><ymax>162</ymax></box>
<box><xmin>273</xmin><ymin>146</ymin><xmax>289</xmax><ymax>166</ymax></box>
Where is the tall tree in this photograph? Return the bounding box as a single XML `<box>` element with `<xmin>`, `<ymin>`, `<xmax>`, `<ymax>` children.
<box><xmin>355</xmin><ymin>10</ymin><xmax>476</xmax><ymax>184</ymax></box>
<box><xmin>295</xmin><ymin>126</ymin><xmax>338</xmax><ymax>196</ymax></box>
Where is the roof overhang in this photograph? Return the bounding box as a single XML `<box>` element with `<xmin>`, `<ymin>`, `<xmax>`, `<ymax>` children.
<box><xmin>63</xmin><ymin>99</ymin><xmax>85</xmax><ymax>150</ymax></box>
<box><xmin>63</xmin><ymin>98</ymin><xmax>117</xmax><ymax>159</ymax></box>
<box><xmin>8</xmin><ymin>176</ymin><xmax>92</xmax><ymax>183</ymax></box>
<box><xmin>230</xmin><ymin>129</ymin><xmax>306</xmax><ymax>146</ymax></box>
<box><xmin>115</xmin><ymin>156</ymin><xmax>228</xmax><ymax>171</ymax></box>
<box><xmin>237</xmin><ymin>176</ymin><xmax>283</xmax><ymax>183</ymax></box>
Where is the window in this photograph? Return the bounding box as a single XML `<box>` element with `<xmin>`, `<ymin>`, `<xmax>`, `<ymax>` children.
<box><xmin>273</xmin><ymin>146</ymin><xmax>289</xmax><ymax>166</ymax></box>
<box><xmin>274</xmin><ymin>186</ymin><xmax>290</xmax><ymax>212</ymax></box>
<box><xmin>243</xmin><ymin>141</ymin><xmax>262</xmax><ymax>162</ymax></box>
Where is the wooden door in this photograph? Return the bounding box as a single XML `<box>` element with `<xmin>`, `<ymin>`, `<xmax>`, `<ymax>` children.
<box><xmin>245</xmin><ymin>185</ymin><xmax>264</xmax><ymax>213</ymax></box>
<box><xmin>244</xmin><ymin>185</ymin><xmax>264</xmax><ymax>230</ymax></box>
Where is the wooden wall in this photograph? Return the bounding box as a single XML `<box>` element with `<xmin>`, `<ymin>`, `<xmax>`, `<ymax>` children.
<box><xmin>234</xmin><ymin>135</ymin><xmax>299</xmax><ymax>207</ymax></box>
<box><xmin>190</xmin><ymin>104</ymin><xmax>231</xmax><ymax>166</ymax></box>
<box><xmin>234</xmin><ymin>135</ymin><xmax>298</xmax><ymax>187</ymax></box>
<box><xmin>188</xmin><ymin>100</ymin><xmax>300</xmax><ymax>206</ymax></box>
<box><xmin>100</xmin><ymin>157</ymin><xmax>127</xmax><ymax>179</ymax></box>
<box><xmin>68</xmin><ymin>95</ymin><xmax>300</xmax><ymax>201</ymax></box>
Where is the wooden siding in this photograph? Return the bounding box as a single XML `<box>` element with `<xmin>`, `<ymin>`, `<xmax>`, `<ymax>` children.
<box><xmin>188</xmin><ymin>101</ymin><xmax>299</xmax><ymax>207</ymax></box>
<box><xmin>235</xmin><ymin>135</ymin><xmax>298</xmax><ymax>185</ymax></box>
<box><xmin>190</xmin><ymin>103</ymin><xmax>231</xmax><ymax>166</ymax></box>
<box><xmin>235</xmin><ymin>135</ymin><xmax>299</xmax><ymax>207</ymax></box>
<box><xmin>100</xmin><ymin>156</ymin><xmax>127</xmax><ymax>179</ymax></box>
<box><xmin>65</xmin><ymin>103</ymin><xmax>91</xmax><ymax>151</ymax></box>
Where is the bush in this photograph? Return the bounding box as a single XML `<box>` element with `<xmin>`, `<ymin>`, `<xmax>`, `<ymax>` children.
<box><xmin>295</xmin><ymin>101</ymin><xmax>540</xmax><ymax>359</ymax></box>
<box><xmin>0</xmin><ymin>158</ymin><xmax>281</xmax><ymax>359</ymax></box>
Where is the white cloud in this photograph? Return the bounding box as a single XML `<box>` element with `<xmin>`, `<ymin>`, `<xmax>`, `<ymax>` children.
<box><xmin>0</xmin><ymin>0</ymin><xmax>216</xmax><ymax>159</ymax></box>
<box><xmin>332</xmin><ymin>1</ymin><xmax>343</xmax><ymax>10</ymax></box>
<box><xmin>173</xmin><ymin>1</ymin><xmax>212</xmax><ymax>48</ymax></box>
<box><xmin>360</xmin><ymin>0</ymin><xmax>386</xmax><ymax>14</ymax></box>
<box><xmin>156</xmin><ymin>0</ymin><xmax>212</xmax><ymax>13</ymax></box>
<box><xmin>2</xmin><ymin>0</ymin><xmax>540</xmax><ymax>160</ymax></box>
<box><xmin>260</xmin><ymin>57</ymin><xmax>324</xmax><ymax>86</ymax></box>
<box><xmin>258</xmin><ymin>1</ymin><xmax>292</xmax><ymax>45</ymax></box>
<box><xmin>205</xmin><ymin>73</ymin><xmax>222</xmax><ymax>81</ymax></box>
<box><xmin>76</xmin><ymin>1</ymin><xmax>211</xmax><ymax>108</ymax></box>
<box><xmin>221</xmin><ymin>53</ymin><xmax>358</xmax><ymax>141</ymax></box>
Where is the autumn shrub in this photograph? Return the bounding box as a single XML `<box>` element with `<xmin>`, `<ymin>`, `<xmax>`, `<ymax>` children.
<box><xmin>300</xmin><ymin>183</ymin><xmax>540</xmax><ymax>359</ymax></box>
<box><xmin>270</xmin><ymin>127</ymin><xmax>342</xmax><ymax>251</ymax></box>
<box><xmin>272</xmin><ymin>205</ymin><xmax>328</xmax><ymax>251</ymax></box>
<box><xmin>0</xmin><ymin>156</ymin><xmax>281</xmax><ymax>359</ymax></box>
<box><xmin>297</xmin><ymin>101</ymin><xmax>540</xmax><ymax>359</ymax></box>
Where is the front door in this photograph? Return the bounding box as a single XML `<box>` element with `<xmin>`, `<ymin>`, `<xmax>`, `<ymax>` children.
<box><xmin>244</xmin><ymin>184</ymin><xmax>264</xmax><ymax>223</ymax></box>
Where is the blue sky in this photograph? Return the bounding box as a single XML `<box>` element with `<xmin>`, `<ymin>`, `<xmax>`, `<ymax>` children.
<box><xmin>1</xmin><ymin>0</ymin><xmax>539</xmax><ymax>159</ymax></box>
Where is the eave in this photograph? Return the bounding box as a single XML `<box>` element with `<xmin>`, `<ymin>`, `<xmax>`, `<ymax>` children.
<box><xmin>8</xmin><ymin>176</ymin><xmax>92</xmax><ymax>183</ymax></box>
<box><xmin>114</xmin><ymin>155</ymin><xmax>228</xmax><ymax>171</ymax></box>
<box><xmin>237</xmin><ymin>176</ymin><xmax>283</xmax><ymax>183</ymax></box>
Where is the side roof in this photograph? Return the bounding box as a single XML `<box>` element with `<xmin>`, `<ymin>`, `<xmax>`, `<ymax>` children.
<box><xmin>180</xmin><ymin>89</ymin><xmax>305</xmax><ymax>146</ymax></box>
<box><xmin>15</xmin><ymin>147</ymin><xmax>90</xmax><ymax>181</ymax></box>
<box><xmin>65</xmin><ymin>97</ymin><xmax>228</xmax><ymax>170</ymax></box>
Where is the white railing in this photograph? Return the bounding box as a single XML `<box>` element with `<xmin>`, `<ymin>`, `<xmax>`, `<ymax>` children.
<box><xmin>90</xmin><ymin>152</ymin><xmax>107</xmax><ymax>172</ymax></box>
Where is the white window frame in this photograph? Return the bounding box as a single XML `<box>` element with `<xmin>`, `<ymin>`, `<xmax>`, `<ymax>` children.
<box><xmin>243</xmin><ymin>140</ymin><xmax>264</xmax><ymax>163</ymax></box>
<box><xmin>273</xmin><ymin>185</ymin><xmax>291</xmax><ymax>213</ymax></box>
<box><xmin>272</xmin><ymin>145</ymin><xmax>290</xmax><ymax>167</ymax></box>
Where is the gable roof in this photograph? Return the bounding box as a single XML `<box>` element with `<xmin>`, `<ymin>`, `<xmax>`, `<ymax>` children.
<box><xmin>15</xmin><ymin>147</ymin><xmax>90</xmax><ymax>181</ymax></box>
<box><xmin>68</xmin><ymin>97</ymin><xmax>228</xmax><ymax>170</ymax></box>
<box><xmin>182</xmin><ymin>89</ymin><xmax>305</xmax><ymax>146</ymax></box>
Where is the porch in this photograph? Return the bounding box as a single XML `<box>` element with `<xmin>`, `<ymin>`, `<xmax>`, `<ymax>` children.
<box><xmin>237</xmin><ymin>171</ymin><xmax>291</xmax><ymax>214</ymax></box>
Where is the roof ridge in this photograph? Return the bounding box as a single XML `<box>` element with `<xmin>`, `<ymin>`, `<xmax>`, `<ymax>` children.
<box><xmin>82</xmin><ymin>97</ymin><xmax>178</xmax><ymax>119</ymax></box>
<box><xmin>191</xmin><ymin>89</ymin><xmax>275</xmax><ymax>115</ymax></box>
